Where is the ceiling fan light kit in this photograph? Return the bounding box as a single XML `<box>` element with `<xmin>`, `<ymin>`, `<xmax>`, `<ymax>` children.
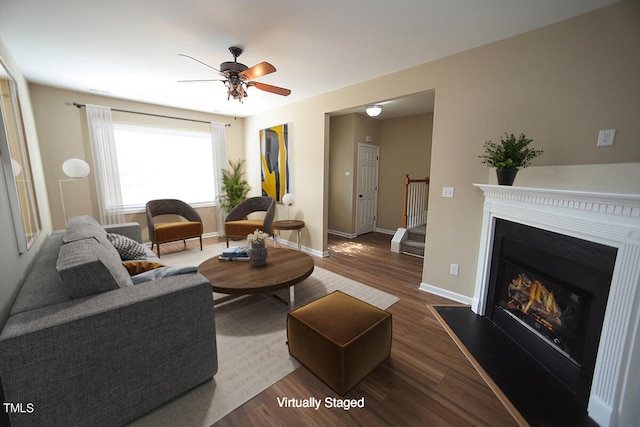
<box><xmin>179</xmin><ymin>47</ymin><xmax>291</xmax><ymax>104</ymax></box>
<box><xmin>365</xmin><ymin>104</ymin><xmax>383</xmax><ymax>117</ymax></box>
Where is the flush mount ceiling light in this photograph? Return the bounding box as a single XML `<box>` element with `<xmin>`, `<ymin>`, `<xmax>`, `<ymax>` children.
<box><xmin>365</xmin><ymin>104</ymin><xmax>383</xmax><ymax>117</ymax></box>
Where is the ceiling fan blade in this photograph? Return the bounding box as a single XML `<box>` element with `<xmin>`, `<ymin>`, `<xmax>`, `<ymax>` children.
<box><xmin>178</xmin><ymin>79</ymin><xmax>224</xmax><ymax>83</ymax></box>
<box><xmin>178</xmin><ymin>54</ymin><xmax>221</xmax><ymax>72</ymax></box>
<box><xmin>239</xmin><ymin>62</ymin><xmax>276</xmax><ymax>80</ymax></box>
<box><xmin>177</xmin><ymin>79</ymin><xmax>224</xmax><ymax>83</ymax></box>
<box><xmin>250</xmin><ymin>81</ymin><xmax>291</xmax><ymax>96</ymax></box>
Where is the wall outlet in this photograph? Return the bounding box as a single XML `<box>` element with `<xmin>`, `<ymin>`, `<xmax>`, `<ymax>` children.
<box><xmin>450</xmin><ymin>263</ymin><xmax>459</xmax><ymax>276</ymax></box>
<box><xmin>597</xmin><ymin>129</ymin><xmax>616</xmax><ymax>147</ymax></box>
<box><xmin>442</xmin><ymin>187</ymin><xmax>455</xmax><ymax>198</ymax></box>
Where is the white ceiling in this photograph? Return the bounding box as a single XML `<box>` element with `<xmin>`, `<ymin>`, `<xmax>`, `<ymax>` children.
<box><xmin>0</xmin><ymin>0</ymin><xmax>619</xmax><ymax>119</ymax></box>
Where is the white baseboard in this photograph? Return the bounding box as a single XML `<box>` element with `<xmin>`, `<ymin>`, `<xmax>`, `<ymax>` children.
<box><xmin>587</xmin><ymin>395</ymin><xmax>612</xmax><ymax>427</ymax></box>
<box><xmin>274</xmin><ymin>238</ymin><xmax>326</xmax><ymax>258</ymax></box>
<box><xmin>375</xmin><ymin>227</ymin><xmax>396</xmax><ymax>235</ymax></box>
<box><xmin>328</xmin><ymin>229</ymin><xmax>357</xmax><ymax>239</ymax></box>
<box><xmin>328</xmin><ymin>228</ymin><xmax>396</xmax><ymax>238</ymax></box>
<box><xmin>419</xmin><ymin>282</ymin><xmax>473</xmax><ymax>305</ymax></box>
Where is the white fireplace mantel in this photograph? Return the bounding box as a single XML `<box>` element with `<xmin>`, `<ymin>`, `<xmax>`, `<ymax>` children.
<box><xmin>473</xmin><ymin>184</ymin><xmax>640</xmax><ymax>427</ymax></box>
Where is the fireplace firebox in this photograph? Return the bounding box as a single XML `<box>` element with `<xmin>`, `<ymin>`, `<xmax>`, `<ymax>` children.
<box><xmin>486</xmin><ymin>219</ymin><xmax>617</xmax><ymax>403</ymax></box>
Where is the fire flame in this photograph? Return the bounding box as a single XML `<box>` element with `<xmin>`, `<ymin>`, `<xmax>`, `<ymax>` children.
<box><xmin>546</xmin><ymin>291</ymin><xmax>556</xmax><ymax>314</ymax></box>
<box><xmin>508</xmin><ymin>273</ymin><xmax>562</xmax><ymax>331</ymax></box>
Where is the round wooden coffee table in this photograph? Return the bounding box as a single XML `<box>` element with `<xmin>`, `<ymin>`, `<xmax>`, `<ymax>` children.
<box><xmin>198</xmin><ymin>247</ymin><xmax>314</xmax><ymax>308</ymax></box>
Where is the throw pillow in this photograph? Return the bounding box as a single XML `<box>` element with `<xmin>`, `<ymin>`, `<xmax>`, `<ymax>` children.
<box><xmin>107</xmin><ymin>233</ymin><xmax>148</xmax><ymax>260</ymax></box>
<box><xmin>131</xmin><ymin>265</ymin><xmax>199</xmax><ymax>285</ymax></box>
<box><xmin>123</xmin><ymin>260</ymin><xmax>166</xmax><ymax>276</ymax></box>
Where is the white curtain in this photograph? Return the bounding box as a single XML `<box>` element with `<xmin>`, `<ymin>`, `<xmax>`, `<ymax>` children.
<box><xmin>211</xmin><ymin>122</ymin><xmax>228</xmax><ymax>233</ymax></box>
<box><xmin>86</xmin><ymin>104</ymin><xmax>125</xmax><ymax>225</ymax></box>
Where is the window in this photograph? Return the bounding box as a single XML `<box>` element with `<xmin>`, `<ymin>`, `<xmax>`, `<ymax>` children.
<box><xmin>113</xmin><ymin>124</ymin><xmax>216</xmax><ymax>212</ymax></box>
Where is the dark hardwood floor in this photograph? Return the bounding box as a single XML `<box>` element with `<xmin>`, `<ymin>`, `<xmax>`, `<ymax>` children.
<box><xmin>165</xmin><ymin>233</ymin><xmax>523</xmax><ymax>426</ymax></box>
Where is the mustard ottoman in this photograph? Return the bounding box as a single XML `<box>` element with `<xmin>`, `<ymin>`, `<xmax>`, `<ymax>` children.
<box><xmin>287</xmin><ymin>290</ymin><xmax>392</xmax><ymax>395</ymax></box>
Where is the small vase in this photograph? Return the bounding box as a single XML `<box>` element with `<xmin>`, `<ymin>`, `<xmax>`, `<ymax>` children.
<box><xmin>249</xmin><ymin>241</ymin><xmax>268</xmax><ymax>266</ymax></box>
<box><xmin>496</xmin><ymin>168</ymin><xmax>518</xmax><ymax>186</ymax></box>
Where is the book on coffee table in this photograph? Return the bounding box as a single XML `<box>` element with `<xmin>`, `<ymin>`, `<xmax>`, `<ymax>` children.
<box><xmin>219</xmin><ymin>246</ymin><xmax>250</xmax><ymax>261</ymax></box>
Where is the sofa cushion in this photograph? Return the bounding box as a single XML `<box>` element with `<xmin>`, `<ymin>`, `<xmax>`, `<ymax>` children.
<box><xmin>131</xmin><ymin>266</ymin><xmax>199</xmax><ymax>285</ymax></box>
<box><xmin>10</xmin><ymin>232</ymin><xmax>72</xmax><ymax>316</ymax></box>
<box><xmin>66</xmin><ymin>214</ymin><xmax>101</xmax><ymax>228</ymax></box>
<box><xmin>107</xmin><ymin>233</ymin><xmax>148</xmax><ymax>260</ymax></box>
<box><xmin>63</xmin><ymin>215</ymin><xmax>110</xmax><ymax>245</ymax></box>
<box><xmin>57</xmin><ymin>238</ymin><xmax>133</xmax><ymax>299</ymax></box>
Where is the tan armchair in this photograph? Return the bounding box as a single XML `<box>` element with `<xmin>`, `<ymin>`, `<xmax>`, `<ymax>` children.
<box><xmin>146</xmin><ymin>199</ymin><xmax>203</xmax><ymax>257</ymax></box>
<box><xmin>224</xmin><ymin>196</ymin><xmax>275</xmax><ymax>247</ymax></box>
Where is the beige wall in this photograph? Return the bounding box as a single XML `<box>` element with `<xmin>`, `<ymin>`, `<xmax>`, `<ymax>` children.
<box><xmin>246</xmin><ymin>0</ymin><xmax>640</xmax><ymax>294</ymax></box>
<box><xmin>0</xmin><ymin>40</ymin><xmax>51</xmax><ymax>326</ymax></box>
<box><xmin>490</xmin><ymin>163</ymin><xmax>640</xmax><ymax>193</ymax></box>
<box><xmin>328</xmin><ymin>114</ymin><xmax>357</xmax><ymax>234</ymax></box>
<box><xmin>28</xmin><ymin>84</ymin><xmax>245</xmax><ymax>242</ymax></box>
<box><xmin>377</xmin><ymin>113</ymin><xmax>433</xmax><ymax>231</ymax></box>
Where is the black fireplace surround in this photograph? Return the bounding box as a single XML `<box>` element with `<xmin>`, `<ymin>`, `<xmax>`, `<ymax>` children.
<box><xmin>485</xmin><ymin>219</ymin><xmax>617</xmax><ymax>403</ymax></box>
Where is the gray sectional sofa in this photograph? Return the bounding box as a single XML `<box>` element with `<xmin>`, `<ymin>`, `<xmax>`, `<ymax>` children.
<box><xmin>0</xmin><ymin>215</ymin><xmax>218</xmax><ymax>427</ymax></box>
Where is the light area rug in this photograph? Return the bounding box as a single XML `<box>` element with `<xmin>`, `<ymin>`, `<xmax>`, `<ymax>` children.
<box><xmin>130</xmin><ymin>242</ymin><xmax>398</xmax><ymax>427</ymax></box>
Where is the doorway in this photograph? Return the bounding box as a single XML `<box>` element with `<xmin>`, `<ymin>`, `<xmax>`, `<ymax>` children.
<box><xmin>356</xmin><ymin>143</ymin><xmax>379</xmax><ymax>235</ymax></box>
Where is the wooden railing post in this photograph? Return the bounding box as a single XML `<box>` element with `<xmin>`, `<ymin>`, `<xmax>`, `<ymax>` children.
<box><xmin>402</xmin><ymin>174</ymin><xmax>410</xmax><ymax>228</ymax></box>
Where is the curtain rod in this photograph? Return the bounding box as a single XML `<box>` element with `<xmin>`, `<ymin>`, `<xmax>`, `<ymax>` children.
<box><xmin>72</xmin><ymin>102</ymin><xmax>231</xmax><ymax>127</ymax></box>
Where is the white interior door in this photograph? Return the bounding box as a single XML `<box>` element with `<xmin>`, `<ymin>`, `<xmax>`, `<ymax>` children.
<box><xmin>356</xmin><ymin>143</ymin><xmax>379</xmax><ymax>235</ymax></box>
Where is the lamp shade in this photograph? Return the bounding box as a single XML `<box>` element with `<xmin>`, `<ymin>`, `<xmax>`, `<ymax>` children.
<box><xmin>282</xmin><ymin>193</ymin><xmax>295</xmax><ymax>206</ymax></box>
<box><xmin>62</xmin><ymin>158</ymin><xmax>90</xmax><ymax>178</ymax></box>
<box><xmin>365</xmin><ymin>105</ymin><xmax>383</xmax><ymax>118</ymax></box>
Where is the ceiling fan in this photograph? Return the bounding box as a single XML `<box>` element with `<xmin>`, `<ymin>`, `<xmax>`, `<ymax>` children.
<box><xmin>178</xmin><ymin>46</ymin><xmax>291</xmax><ymax>103</ymax></box>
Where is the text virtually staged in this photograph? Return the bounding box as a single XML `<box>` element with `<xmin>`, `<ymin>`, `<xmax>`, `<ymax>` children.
<box><xmin>277</xmin><ymin>396</ymin><xmax>366</xmax><ymax>411</ymax></box>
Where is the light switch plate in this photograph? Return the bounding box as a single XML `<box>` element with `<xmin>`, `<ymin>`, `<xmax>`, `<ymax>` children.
<box><xmin>450</xmin><ymin>264</ymin><xmax>459</xmax><ymax>275</ymax></box>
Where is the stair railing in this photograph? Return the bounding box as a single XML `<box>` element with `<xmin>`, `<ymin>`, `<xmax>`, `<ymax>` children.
<box><xmin>402</xmin><ymin>175</ymin><xmax>430</xmax><ymax>229</ymax></box>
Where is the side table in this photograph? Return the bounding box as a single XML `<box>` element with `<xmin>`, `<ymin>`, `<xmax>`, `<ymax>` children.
<box><xmin>272</xmin><ymin>220</ymin><xmax>305</xmax><ymax>250</ymax></box>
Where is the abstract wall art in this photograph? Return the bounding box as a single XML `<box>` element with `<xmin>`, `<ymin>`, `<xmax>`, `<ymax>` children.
<box><xmin>259</xmin><ymin>123</ymin><xmax>289</xmax><ymax>202</ymax></box>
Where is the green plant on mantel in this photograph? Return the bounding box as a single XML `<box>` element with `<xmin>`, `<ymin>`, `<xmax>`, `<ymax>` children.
<box><xmin>219</xmin><ymin>159</ymin><xmax>250</xmax><ymax>213</ymax></box>
<box><xmin>479</xmin><ymin>133</ymin><xmax>543</xmax><ymax>169</ymax></box>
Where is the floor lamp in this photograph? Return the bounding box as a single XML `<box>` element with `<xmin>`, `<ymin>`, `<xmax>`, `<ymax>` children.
<box><xmin>59</xmin><ymin>158</ymin><xmax>90</xmax><ymax>224</ymax></box>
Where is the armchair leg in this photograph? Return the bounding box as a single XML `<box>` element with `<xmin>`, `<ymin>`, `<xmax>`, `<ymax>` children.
<box><xmin>199</xmin><ymin>236</ymin><xmax>203</xmax><ymax>250</ymax></box>
<box><xmin>156</xmin><ymin>243</ymin><xmax>161</xmax><ymax>258</ymax></box>
<box><xmin>226</xmin><ymin>236</ymin><xmax>229</xmax><ymax>248</ymax></box>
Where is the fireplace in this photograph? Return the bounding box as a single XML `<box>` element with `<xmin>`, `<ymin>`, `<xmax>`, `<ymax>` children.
<box><xmin>486</xmin><ymin>219</ymin><xmax>616</xmax><ymax>402</ymax></box>
<box><xmin>473</xmin><ymin>184</ymin><xmax>640</xmax><ymax>427</ymax></box>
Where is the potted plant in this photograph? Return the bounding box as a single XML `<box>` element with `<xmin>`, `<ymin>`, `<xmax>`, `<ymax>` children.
<box><xmin>247</xmin><ymin>229</ymin><xmax>270</xmax><ymax>266</ymax></box>
<box><xmin>479</xmin><ymin>132</ymin><xmax>543</xmax><ymax>185</ymax></box>
<box><xmin>219</xmin><ymin>159</ymin><xmax>250</xmax><ymax>212</ymax></box>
